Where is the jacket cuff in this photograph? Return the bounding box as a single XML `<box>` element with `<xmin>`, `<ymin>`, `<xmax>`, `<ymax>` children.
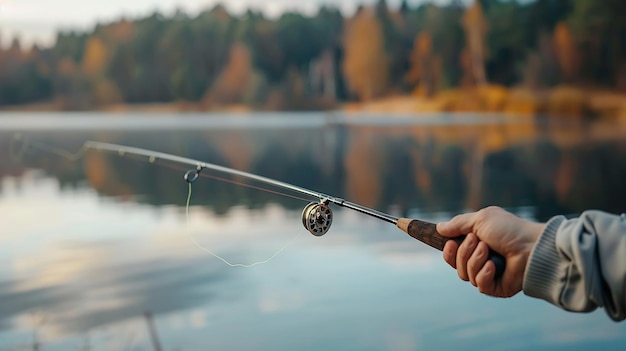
<box><xmin>523</xmin><ymin>215</ymin><xmax>566</xmax><ymax>303</ymax></box>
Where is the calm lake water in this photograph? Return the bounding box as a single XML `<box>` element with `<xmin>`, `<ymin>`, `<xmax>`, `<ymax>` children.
<box><xmin>1</xmin><ymin>112</ymin><xmax>625</xmax><ymax>350</ymax></box>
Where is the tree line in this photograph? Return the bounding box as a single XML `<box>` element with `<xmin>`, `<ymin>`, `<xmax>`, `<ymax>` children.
<box><xmin>0</xmin><ymin>0</ymin><xmax>624</xmax><ymax>110</ymax></box>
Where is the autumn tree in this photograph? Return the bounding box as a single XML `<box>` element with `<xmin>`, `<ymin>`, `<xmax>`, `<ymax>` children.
<box><xmin>209</xmin><ymin>43</ymin><xmax>253</xmax><ymax>104</ymax></box>
<box><xmin>406</xmin><ymin>32</ymin><xmax>442</xmax><ymax>96</ymax></box>
<box><xmin>82</xmin><ymin>37</ymin><xmax>108</xmax><ymax>76</ymax></box>
<box><xmin>462</xmin><ymin>1</ymin><xmax>488</xmax><ymax>86</ymax></box>
<box><xmin>553</xmin><ymin>22</ymin><xmax>580</xmax><ymax>83</ymax></box>
<box><xmin>342</xmin><ymin>9</ymin><xmax>389</xmax><ymax>101</ymax></box>
<box><xmin>404</xmin><ymin>3</ymin><xmax>464</xmax><ymax>88</ymax></box>
<box><xmin>80</xmin><ymin>36</ymin><xmax>122</xmax><ymax>106</ymax></box>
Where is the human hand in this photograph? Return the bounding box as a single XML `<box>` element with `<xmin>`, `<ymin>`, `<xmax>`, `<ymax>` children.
<box><xmin>437</xmin><ymin>206</ymin><xmax>545</xmax><ymax>298</ymax></box>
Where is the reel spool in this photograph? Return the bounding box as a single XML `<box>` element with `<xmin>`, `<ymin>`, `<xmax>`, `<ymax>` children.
<box><xmin>301</xmin><ymin>201</ymin><xmax>333</xmax><ymax>236</ymax></box>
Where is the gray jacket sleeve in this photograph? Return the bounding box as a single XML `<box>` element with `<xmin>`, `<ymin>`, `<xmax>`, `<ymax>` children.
<box><xmin>522</xmin><ymin>211</ymin><xmax>626</xmax><ymax>321</ymax></box>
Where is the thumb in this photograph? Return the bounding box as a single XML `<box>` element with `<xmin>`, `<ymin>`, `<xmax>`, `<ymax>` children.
<box><xmin>436</xmin><ymin>221</ymin><xmax>453</xmax><ymax>236</ymax></box>
<box><xmin>437</xmin><ymin>212</ymin><xmax>478</xmax><ymax>238</ymax></box>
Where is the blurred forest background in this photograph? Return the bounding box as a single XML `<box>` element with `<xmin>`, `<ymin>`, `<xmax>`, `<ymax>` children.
<box><xmin>1</xmin><ymin>0</ymin><xmax>626</xmax><ymax>117</ymax></box>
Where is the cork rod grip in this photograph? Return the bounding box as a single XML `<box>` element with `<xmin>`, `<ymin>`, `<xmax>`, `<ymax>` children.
<box><xmin>396</xmin><ymin>218</ymin><xmax>505</xmax><ymax>279</ymax></box>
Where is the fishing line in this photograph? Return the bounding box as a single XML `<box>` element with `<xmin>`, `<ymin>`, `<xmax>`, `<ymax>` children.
<box><xmin>10</xmin><ymin>135</ymin><xmax>304</xmax><ymax>267</ymax></box>
<box><xmin>10</xmin><ymin>133</ymin><xmax>88</xmax><ymax>162</ymax></box>
<box><xmin>184</xmin><ymin>181</ymin><xmax>298</xmax><ymax>268</ymax></box>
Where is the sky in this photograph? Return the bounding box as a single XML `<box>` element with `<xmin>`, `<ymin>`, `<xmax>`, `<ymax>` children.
<box><xmin>0</xmin><ymin>0</ymin><xmax>457</xmax><ymax>49</ymax></box>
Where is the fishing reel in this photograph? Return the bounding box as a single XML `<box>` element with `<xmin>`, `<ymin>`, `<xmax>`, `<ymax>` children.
<box><xmin>301</xmin><ymin>200</ymin><xmax>333</xmax><ymax>236</ymax></box>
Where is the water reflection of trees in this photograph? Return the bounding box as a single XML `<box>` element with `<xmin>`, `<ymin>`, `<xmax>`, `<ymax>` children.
<box><xmin>3</xmin><ymin>124</ymin><xmax>626</xmax><ymax>221</ymax></box>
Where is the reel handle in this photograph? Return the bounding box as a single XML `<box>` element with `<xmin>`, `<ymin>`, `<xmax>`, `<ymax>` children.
<box><xmin>396</xmin><ymin>218</ymin><xmax>505</xmax><ymax>280</ymax></box>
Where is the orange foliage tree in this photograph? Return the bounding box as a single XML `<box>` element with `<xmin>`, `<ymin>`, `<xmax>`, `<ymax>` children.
<box><xmin>209</xmin><ymin>43</ymin><xmax>253</xmax><ymax>104</ymax></box>
<box><xmin>81</xmin><ymin>37</ymin><xmax>122</xmax><ymax>105</ymax></box>
<box><xmin>405</xmin><ymin>32</ymin><xmax>442</xmax><ymax>97</ymax></box>
<box><xmin>462</xmin><ymin>1</ymin><xmax>488</xmax><ymax>86</ymax></box>
<box><xmin>342</xmin><ymin>9</ymin><xmax>389</xmax><ymax>101</ymax></box>
<box><xmin>82</xmin><ymin>37</ymin><xmax>108</xmax><ymax>76</ymax></box>
<box><xmin>553</xmin><ymin>22</ymin><xmax>580</xmax><ymax>83</ymax></box>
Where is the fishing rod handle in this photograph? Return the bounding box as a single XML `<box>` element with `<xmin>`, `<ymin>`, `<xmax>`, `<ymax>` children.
<box><xmin>396</xmin><ymin>218</ymin><xmax>505</xmax><ymax>279</ymax></box>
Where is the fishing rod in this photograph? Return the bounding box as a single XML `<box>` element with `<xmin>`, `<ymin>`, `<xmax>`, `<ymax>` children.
<box><xmin>85</xmin><ymin>141</ymin><xmax>506</xmax><ymax>278</ymax></box>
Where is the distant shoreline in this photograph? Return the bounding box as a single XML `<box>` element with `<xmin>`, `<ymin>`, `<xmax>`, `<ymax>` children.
<box><xmin>2</xmin><ymin>87</ymin><xmax>626</xmax><ymax>123</ymax></box>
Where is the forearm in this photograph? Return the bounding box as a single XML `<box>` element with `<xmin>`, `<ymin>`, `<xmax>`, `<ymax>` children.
<box><xmin>523</xmin><ymin>211</ymin><xmax>626</xmax><ymax>321</ymax></box>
